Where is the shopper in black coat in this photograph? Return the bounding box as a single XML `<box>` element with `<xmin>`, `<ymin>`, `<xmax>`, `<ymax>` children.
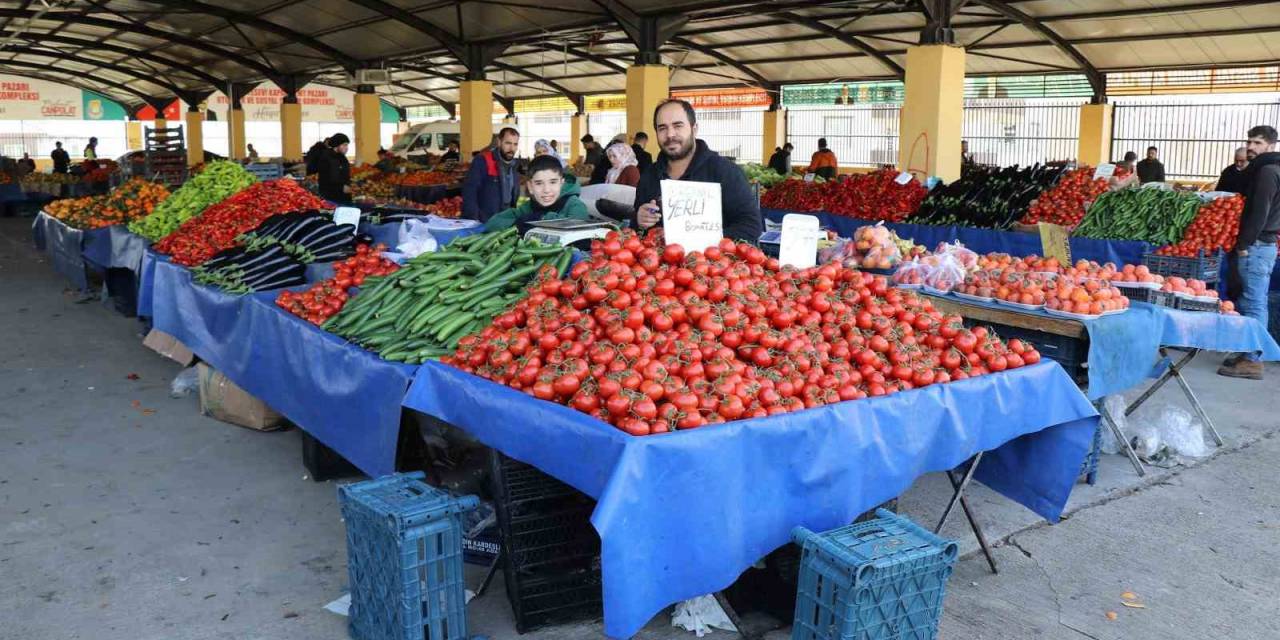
<box><xmin>315</xmin><ymin>133</ymin><xmax>351</xmax><ymax>204</ymax></box>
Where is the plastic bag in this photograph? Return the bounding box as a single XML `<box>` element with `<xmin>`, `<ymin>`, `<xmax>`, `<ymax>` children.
<box><xmin>923</xmin><ymin>253</ymin><xmax>967</xmax><ymax>292</ymax></box>
<box><xmin>892</xmin><ymin>258</ymin><xmax>928</xmax><ymax>286</ymax></box>
<box><xmin>1098</xmin><ymin>395</ymin><xmax>1126</xmax><ymax>455</ymax></box>
<box><xmin>1124</xmin><ymin>397</ymin><xmax>1210</xmax><ymax>465</ymax></box>
<box><xmin>818</xmin><ymin>237</ymin><xmax>850</xmax><ymax>265</ymax></box>
<box><xmin>933</xmin><ymin>241</ymin><xmax>978</xmax><ymax>270</ymax></box>
<box><xmin>396</xmin><ymin>218</ymin><xmax>438</xmax><ymax>258</ymax></box>
<box><xmin>169</xmin><ymin>366</ymin><xmax>199</xmax><ymax>398</ymax></box>
<box><xmin>1155</xmin><ymin>406</ymin><xmax>1209</xmax><ymax>458</ymax></box>
<box><xmin>671</xmin><ymin>595</ymin><xmax>737</xmax><ymax>637</ymax></box>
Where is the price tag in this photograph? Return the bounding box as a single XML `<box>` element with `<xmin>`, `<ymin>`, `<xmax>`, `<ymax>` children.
<box><xmin>660</xmin><ymin>179</ymin><xmax>723</xmax><ymax>252</ymax></box>
<box><xmin>803</xmin><ymin>173</ymin><xmax>815</xmax><ymax>183</ymax></box>
<box><xmin>1093</xmin><ymin>163</ymin><xmax>1116</xmax><ymax>180</ymax></box>
<box><xmin>894</xmin><ymin>171</ymin><xmax>913</xmax><ymax>185</ymax></box>
<box><xmin>1037</xmin><ymin>222</ymin><xmax>1071</xmax><ymax>266</ymax></box>
<box><xmin>779</xmin><ymin>214</ymin><xmax>822</xmax><ymax>269</ymax></box>
<box><xmin>333</xmin><ymin>206</ymin><xmax>361</xmax><ymax>233</ymax></box>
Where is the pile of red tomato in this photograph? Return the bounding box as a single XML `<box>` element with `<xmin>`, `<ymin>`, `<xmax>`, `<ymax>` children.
<box><xmin>426</xmin><ymin>195</ymin><xmax>463</xmax><ymax>218</ymax></box>
<box><xmin>1020</xmin><ymin>167</ymin><xmax>1108</xmax><ymax>227</ymax></box>
<box><xmin>1155</xmin><ymin>195</ymin><xmax>1243</xmax><ymax>257</ymax></box>
<box><xmin>276</xmin><ymin>244</ymin><xmax>399</xmax><ymax>325</ymax></box>
<box><xmin>444</xmin><ymin>229</ymin><xmax>1041</xmax><ymax>436</ymax></box>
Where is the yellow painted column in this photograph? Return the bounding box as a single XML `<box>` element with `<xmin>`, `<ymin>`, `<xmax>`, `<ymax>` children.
<box><xmin>354</xmin><ymin>90</ymin><xmax>381</xmax><ymax>165</ymax></box>
<box><xmin>229</xmin><ymin>107</ymin><xmax>246</xmax><ymax>160</ymax></box>
<box><xmin>626</xmin><ymin>65</ymin><xmax>669</xmax><ymax>157</ymax></box>
<box><xmin>125</xmin><ymin>121</ymin><xmax>142</xmax><ymax>150</ymax></box>
<box><xmin>569</xmin><ymin>113</ymin><xmax>587</xmax><ymax>164</ymax></box>
<box><xmin>1077</xmin><ymin>103</ymin><xmax>1114</xmax><ymax>168</ymax></box>
<box><xmin>281</xmin><ymin>99</ymin><xmax>302</xmax><ymax>161</ymax></box>
<box><xmin>185</xmin><ymin>109</ymin><xmax>204</xmax><ymax>167</ymax></box>
<box><xmin>154</xmin><ymin>118</ymin><xmax>168</xmax><ymax>129</ymax></box>
<box><xmin>897</xmin><ymin>44</ymin><xmax>966</xmax><ymax>182</ymax></box>
<box><xmin>459</xmin><ymin>80</ymin><xmax>495</xmax><ymax>155</ymax></box>
<box><xmin>762</xmin><ymin>108</ymin><xmax>786</xmax><ymax>167</ymax></box>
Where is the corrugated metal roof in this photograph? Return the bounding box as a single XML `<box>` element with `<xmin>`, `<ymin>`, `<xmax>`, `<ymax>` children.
<box><xmin>0</xmin><ymin>0</ymin><xmax>1275</xmax><ymax>110</ymax></box>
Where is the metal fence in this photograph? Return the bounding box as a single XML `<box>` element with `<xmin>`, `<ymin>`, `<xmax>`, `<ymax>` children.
<box><xmin>515</xmin><ymin>112</ymin><xmax>573</xmax><ymax>158</ymax></box>
<box><xmin>0</xmin><ymin>120</ymin><xmax>129</xmax><ymax>160</ymax></box>
<box><xmin>961</xmin><ymin>98</ymin><xmax>1084</xmax><ymax>168</ymax></box>
<box><xmin>696</xmin><ymin>109</ymin><xmax>764</xmax><ymax>163</ymax></box>
<box><xmin>1111</xmin><ymin>101</ymin><xmax>1280</xmax><ymax>180</ymax></box>
<box><xmin>787</xmin><ymin>105</ymin><xmax>901</xmax><ymax>169</ymax></box>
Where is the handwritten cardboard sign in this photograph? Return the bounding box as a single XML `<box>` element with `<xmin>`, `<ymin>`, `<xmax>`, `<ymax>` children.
<box><xmin>1093</xmin><ymin>163</ymin><xmax>1115</xmax><ymax>180</ymax></box>
<box><xmin>1038</xmin><ymin>222</ymin><xmax>1071</xmax><ymax>266</ymax></box>
<box><xmin>661</xmin><ymin>180</ymin><xmax>723</xmax><ymax>252</ymax></box>
<box><xmin>779</xmin><ymin>214</ymin><xmax>822</xmax><ymax>269</ymax></box>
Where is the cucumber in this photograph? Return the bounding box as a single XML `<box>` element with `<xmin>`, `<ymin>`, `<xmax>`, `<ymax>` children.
<box><xmin>433</xmin><ymin>312</ymin><xmax>476</xmax><ymax>342</ymax></box>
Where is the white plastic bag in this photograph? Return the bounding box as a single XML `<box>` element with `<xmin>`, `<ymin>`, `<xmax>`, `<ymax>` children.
<box><xmin>169</xmin><ymin>366</ymin><xmax>199</xmax><ymax>398</ymax></box>
<box><xmin>1155</xmin><ymin>406</ymin><xmax>1209</xmax><ymax>458</ymax></box>
<box><xmin>1099</xmin><ymin>395</ymin><xmax>1126</xmax><ymax>455</ymax></box>
<box><xmin>396</xmin><ymin>218</ymin><xmax>438</xmax><ymax>258</ymax></box>
<box><xmin>671</xmin><ymin>595</ymin><xmax>737</xmax><ymax>637</ymax></box>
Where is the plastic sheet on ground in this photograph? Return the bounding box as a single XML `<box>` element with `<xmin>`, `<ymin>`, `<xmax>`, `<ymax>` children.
<box><xmin>149</xmin><ymin>258</ymin><xmax>416</xmax><ymax>476</ymax></box>
<box><xmin>402</xmin><ymin>360</ymin><xmax>1098</xmax><ymax>639</ymax></box>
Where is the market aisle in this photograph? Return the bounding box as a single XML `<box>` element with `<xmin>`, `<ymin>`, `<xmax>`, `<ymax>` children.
<box><xmin>0</xmin><ymin>217</ymin><xmax>348</xmax><ymax>639</ymax></box>
<box><xmin>940</xmin><ymin>431</ymin><xmax>1280</xmax><ymax>640</ymax></box>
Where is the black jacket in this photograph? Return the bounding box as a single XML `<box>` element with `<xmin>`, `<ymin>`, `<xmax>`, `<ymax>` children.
<box><xmin>767</xmin><ymin>149</ymin><xmax>791</xmax><ymax>176</ymax></box>
<box><xmin>590</xmin><ymin>154</ymin><xmax>612</xmax><ymax>185</ymax></box>
<box><xmin>1136</xmin><ymin>158</ymin><xmax>1165</xmax><ymax>183</ymax></box>
<box><xmin>315</xmin><ymin>148</ymin><xmax>351</xmax><ymax>204</ymax></box>
<box><xmin>632</xmin><ymin>139</ymin><xmax>762</xmax><ymax>243</ymax></box>
<box><xmin>1237</xmin><ymin>151</ymin><xmax>1280</xmax><ymax>251</ymax></box>
<box><xmin>1216</xmin><ymin>164</ymin><xmax>1250</xmax><ymax>194</ymax></box>
<box><xmin>50</xmin><ymin>148</ymin><xmax>70</xmax><ymax>173</ymax></box>
<box><xmin>304</xmin><ymin>141</ymin><xmax>328</xmax><ymax>175</ymax></box>
<box><xmin>632</xmin><ymin>143</ymin><xmax>653</xmax><ymax>173</ymax></box>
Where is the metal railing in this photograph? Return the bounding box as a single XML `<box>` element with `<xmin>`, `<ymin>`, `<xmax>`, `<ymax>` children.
<box><xmin>961</xmin><ymin>98</ymin><xmax>1084</xmax><ymax>168</ymax></box>
<box><xmin>1111</xmin><ymin>101</ymin><xmax>1280</xmax><ymax>180</ymax></box>
<box><xmin>787</xmin><ymin>105</ymin><xmax>901</xmax><ymax>169</ymax></box>
<box><xmin>696</xmin><ymin>109</ymin><xmax>764</xmax><ymax>163</ymax></box>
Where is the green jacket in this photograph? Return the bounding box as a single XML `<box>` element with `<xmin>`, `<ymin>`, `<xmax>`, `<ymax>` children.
<box><xmin>483</xmin><ymin>178</ymin><xmax>589</xmax><ymax>232</ymax></box>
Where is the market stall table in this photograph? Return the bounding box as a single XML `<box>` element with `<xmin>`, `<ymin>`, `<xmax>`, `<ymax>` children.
<box><xmin>395</xmin><ymin>184</ymin><xmax>454</xmax><ymax>206</ymax></box>
<box><xmin>148</xmin><ymin>258</ymin><xmax>416</xmax><ymax>476</ymax></box>
<box><xmin>403</xmin><ymin>359</ymin><xmax>1098</xmax><ymax>639</ymax></box>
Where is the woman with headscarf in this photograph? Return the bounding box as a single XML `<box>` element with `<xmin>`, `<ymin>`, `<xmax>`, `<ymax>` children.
<box><xmin>533</xmin><ymin>138</ymin><xmax>566</xmax><ymax>168</ymax></box>
<box><xmin>604</xmin><ymin>142</ymin><xmax>640</xmax><ymax>187</ymax></box>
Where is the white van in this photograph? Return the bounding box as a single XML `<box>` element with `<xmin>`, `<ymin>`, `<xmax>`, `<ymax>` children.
<box><xmin>389</xmin><ymin>121</ymin><xmax>508</xmax><ymax>159</ymax></box>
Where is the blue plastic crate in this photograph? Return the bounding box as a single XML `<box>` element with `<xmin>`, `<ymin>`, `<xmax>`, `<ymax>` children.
<box><xmin>791</xmin><ymin>509</ymin><xmax>958</xmax><ymax>640</ymax></box>
<box><xmin>339</xmin><ymin>472</ymin><xmax>479</xmax><ymax>640</ymax></box>
<box><xmin>245</xmin><ymin>162</ymin><xmax>284</xmax><ymax>181</ymax></box>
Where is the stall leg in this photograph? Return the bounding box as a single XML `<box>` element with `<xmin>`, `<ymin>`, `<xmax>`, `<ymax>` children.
<box><xmin>1098</xmin><ymin>401</ymin><xmax>1146</xmax><ymax>477</ymax></box>
<box><xmin>934</xmin><ymin>453</ymin><xmax>997</xmax><ymax>574</ymax></box>
<box><xmin>1123</xmin><ymin>349</ymin><xmax>1194</xmax><ymax>417</ymax></box>
<box><xmin>473</xmin><ymin>550</ymin><xmax>502</xmax><ymax>599</ymax></box>
<box><xmin>1163</xmin><ymin>349</ymin><xmax>1225</xmax><ymax>446</ymax></box>
<box><xmin>713</xmin><ymin>591</ymin><xmax>760</xmax><ymax>640</ymax></box>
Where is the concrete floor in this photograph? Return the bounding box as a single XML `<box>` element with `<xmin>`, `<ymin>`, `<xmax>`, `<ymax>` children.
<box><xmin>2</xmin><ymin>215</ymin><xmax>1278</xmax><ymax>640</ymax></box>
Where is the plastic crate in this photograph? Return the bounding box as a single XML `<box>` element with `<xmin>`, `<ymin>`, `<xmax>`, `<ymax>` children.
<box><xmin>791</xmin><ymin>509</ymin><xmax>958</xmax><ymax>640</ymax></box>
<box><xmin>245</xmin><ymin>162</ymin><xmax>284</xmax><ymax>181</ymax></box>
<box><xmin>1142</xmin><ymin>250</ymin><xmax>1222</xmax><ymax>284</ymax></box>
<box><xmin>1118</xmin><ymin>286</ymin><xmax>1176</xmax><ymax>308</ymax></box>
<box><xmin>1174</xmin><ymin>296</ymin><xmax>1220</xmax><ymax>313</ymax></box>
<box><xmin>338</xmin><ymin>472</ymin><xmax>479</xmax><ymax>640</ymax></box>
<box><xmin>966</xmin><ymin>320</ymin><xmax>1088</xmax><ymax>383</ymax></box>
<box><xmin>489</xmin><ymin>451</ymin><xmax>602</xmax><ymax>632</ymax></box>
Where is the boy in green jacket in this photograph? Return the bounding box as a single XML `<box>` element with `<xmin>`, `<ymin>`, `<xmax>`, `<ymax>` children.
<box><xmin>484</xmin><ymin>154</ymin><xmax>590</xmax><ymax>234</ymax></box>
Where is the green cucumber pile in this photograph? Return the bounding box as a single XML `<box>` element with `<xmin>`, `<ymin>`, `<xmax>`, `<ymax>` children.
<box><xmin>1074</xmin><ymin>188</ymin><xmax>1202</xmax><ymax>244</ymax></box>
<box><xmin>322</xmin><ymin>227</ymin><xmax>572</xmax><ymax>363</ymax></box>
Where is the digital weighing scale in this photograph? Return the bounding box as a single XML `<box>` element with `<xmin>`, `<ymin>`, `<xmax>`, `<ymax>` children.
<box><xmin>523</xmin><ymin>219</ymin><xmax>618</xmax><ymax>249</ymax></box>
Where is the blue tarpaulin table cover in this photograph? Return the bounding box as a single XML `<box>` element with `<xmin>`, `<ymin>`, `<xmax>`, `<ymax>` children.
<box><xmin>402</xmin><ymin>359</ymin><xmax>1098</xmax><ymax>638</ymax></box>
<box><xmin>81</xmin><ymin>225</ymin><xmax>148</xmax><ymax>274</ymax></box>
<box><xmin>149</xmin><ymin>259</ymin><xmax>416</xmax><ymax>476</ymax></box>
<box><xmin>1154</xmin><ymin>303</ymin><xmax>1280</xmax><ymax>359</ymax></box>
<box><xmin>137</xmin><ymin>248</ymin><xmax>162</xmax><ymax>318</ymax></box>
<box><xmin>31</xmin><ymin>211</ymin><xmax>90</xmax><ymax>290</ymax></box>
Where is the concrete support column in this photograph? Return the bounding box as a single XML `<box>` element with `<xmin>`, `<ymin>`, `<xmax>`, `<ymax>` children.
<box><xmin>125</xmin><ymin>121</ymin><xmax>142</xmax><ymax>151</ymax></box>
<box><xmin>569</xmin><ymin>113</ymin><xmax>587</xmax><ymax>164</ymax></box>
<box><xmin>229</xmin><ymin>108</ymin><xmax>246</xmax><ymax>160</ymax></box>
<box><xmin>762</xmin><ymin>108</ymin><xmax>786</xmax><ymax>168</ymax></box>
<box><xmin>459</xmin><ymin>80</ymin><xmax>494</xmax><ymax>154</ymax></box>
<box><xmin>353</xmin><ymin>86</ymin><xmax>381</xmax><ymax>165</ymax></box>
<box><xmin>184</xmin><ymin>108</ymin><xmax>204</xmax><ymax>167</ymax></box>
<box><xmin>1077</xmin><ymin>102</ymin><xmax>1114</xmax><ymax>168</ymax></box>
<box><xmin>281</xmin><ymin>97</ymin><xmax>302</xmax><ymax>161</ymax></box>
<box><xmin>154</xmin><ymin>118</ymin><xmax>168</xmax><ymax>129</ymax></box>
<box><xmin>626</xmin><ymin>65</ymin><xmax>669</xmax><ymax>157</ymax></box>
<box><xmin>897</xmin><ymin>44</ymin><xmax>966</xmax><ymax>182</ymax></box>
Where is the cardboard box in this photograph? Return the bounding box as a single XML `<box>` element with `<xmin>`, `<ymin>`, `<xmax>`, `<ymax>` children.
<box><xmin>142</xmin><ymin>329</ymin><xmax>196</xmax><ymax>366</ymax></box>
<box><xmin>197</xmin><ymin>363</ymin><xmax>284</xmax><ymax>431</ymax></box>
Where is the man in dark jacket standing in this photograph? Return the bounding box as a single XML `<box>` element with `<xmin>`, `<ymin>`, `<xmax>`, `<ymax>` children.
<box><xmin>768</xmin><ymin>142</ymin><xmax>793</xmax><ymax>176</ymax></box>
<box><xmin>1220</xmin><ymin>126</ymin><xmax>1280</xmax><ymax>380</ymax></box>
<box><xmin>1136</xmin><ymin>146</ymin><xmax>1166</xmax><ymax>183</ymax></box>
<box><xmin>631</xmin><ymin>132</ymin><xmax>653</xmax><ymax>173</ymax></box>
<box><xmin>50</xmin><ymin>142</ymin><xmax>69</xmax><ymax>174</ymax></box>
<box><xmin>632</xmin><ymin>99</ymin><xmax>762</xmax><ymax>243</ymax></box>
<box><xmin>462</xmin><ymin>127</ymin><xmax>520</xmax><ymax>223</ymax></box>
<box><xmin>315</xmin><ymin>133</ymin><xmax>351</xmax><ymax>204</ymax></box>
<box><xmin>1216</xmin><ymin>147</ymin><xmax>1250</xmax><ymax>193</ymax></box>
